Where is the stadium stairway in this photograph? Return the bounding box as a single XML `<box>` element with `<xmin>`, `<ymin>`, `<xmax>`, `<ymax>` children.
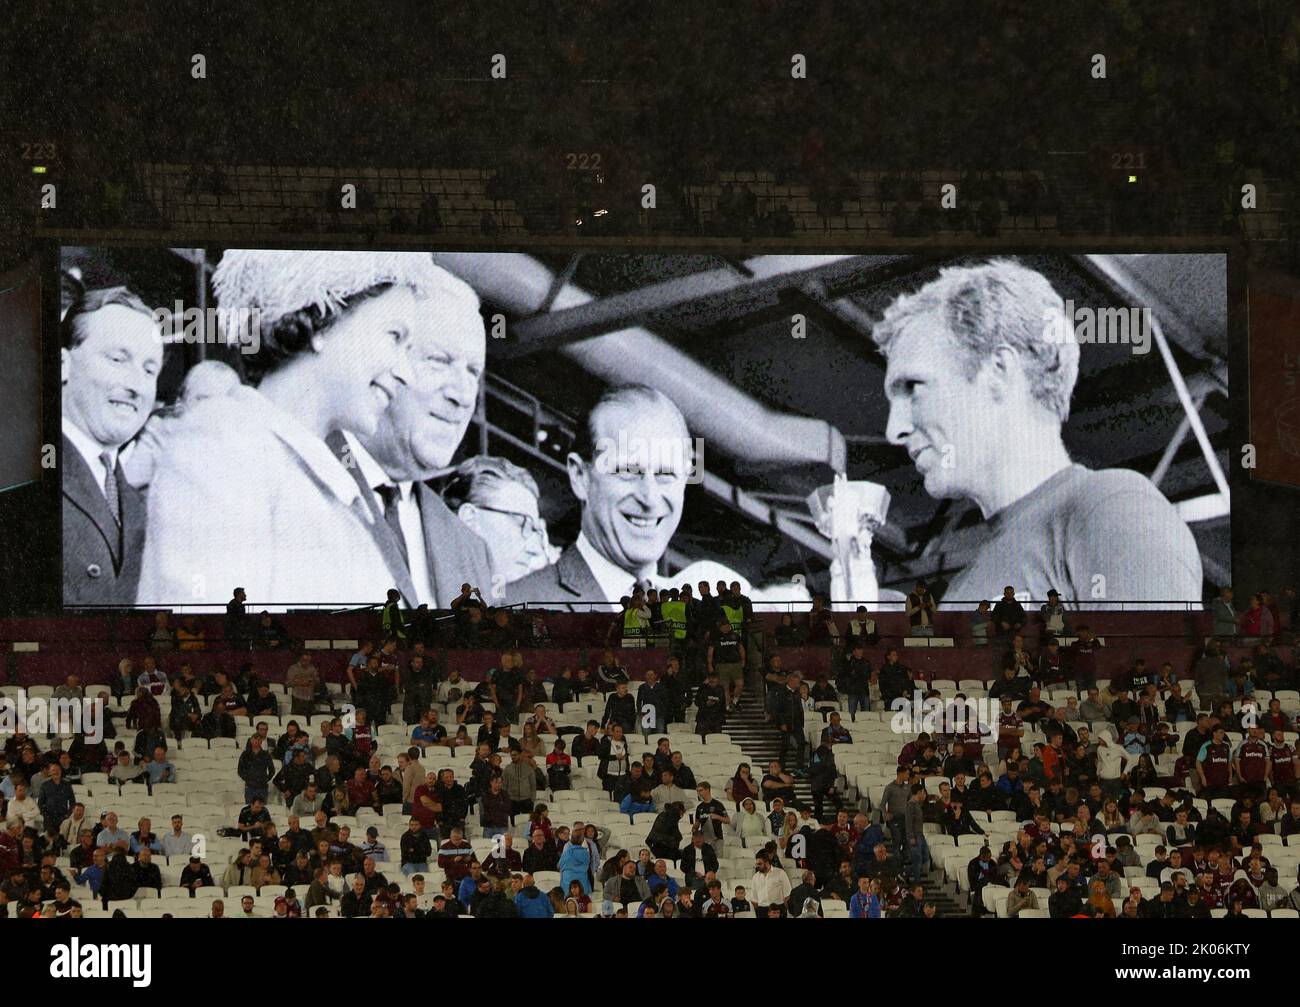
<box><xmin>723</xmin><ymin>684</ymin><xmax>970</xmax><ymax>915</ymax></box>
<box><xmin>925</xmin><ymin>868</ymin><xmax>970</xmax><ymax>918</ymax></box>
<box><xmin>722</xmin><ymin>683</ymin><xmax>816</xmax><ymax>812</ymax></box>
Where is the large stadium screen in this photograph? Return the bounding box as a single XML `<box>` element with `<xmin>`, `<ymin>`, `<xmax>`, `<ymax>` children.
<box><xmin>57</xmin><ymin>248</ymin><xmax>1229</xmax><ymax>612</ymax></box>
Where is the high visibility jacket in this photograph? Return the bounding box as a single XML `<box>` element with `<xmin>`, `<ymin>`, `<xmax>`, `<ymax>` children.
<box><xmin>721</xmin><ymin>603</ymin><xmax>744</xmax><ymax>633</ymax></box>
<box><xmin>660</xmin><ymin>600</ymin><xmax>687</xmax><ymax>640</ymax></box>
<box><xmin>382</xmin><ymin>602</ymin><xmax>406</xmax><ymax>640</ymax></box>
<box><xmin>623</xmin><ymin>609</ymin><xmax>646</xmax><ymax>640</ymax></box>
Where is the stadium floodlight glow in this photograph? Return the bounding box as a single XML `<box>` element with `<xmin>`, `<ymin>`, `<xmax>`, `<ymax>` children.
<box><xmin>32</xmin><ymin>165</ymin><xmax>46</xmax><ymax>173</ymax></box>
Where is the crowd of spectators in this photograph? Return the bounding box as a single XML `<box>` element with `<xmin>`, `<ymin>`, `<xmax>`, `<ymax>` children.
<box><xmin>1</xmin><ymin>580</ymin><xmax>1298</xmax><ymax>918</ymax></box>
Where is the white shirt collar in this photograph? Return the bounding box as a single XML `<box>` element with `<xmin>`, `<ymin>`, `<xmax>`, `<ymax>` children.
<box><xmin>63</xmin><ymin>418</ymin><xmax>117</xmax><ymax>483</ymax></box>
<box><xmin>343</xmin><ymin>432</ymin><xmax>412</xmax><ymax>500</ymax></box>
<box><xmin>574</xmin><ymin>532</ymin><xmax>647</xmax><ymax>604</ymax></box>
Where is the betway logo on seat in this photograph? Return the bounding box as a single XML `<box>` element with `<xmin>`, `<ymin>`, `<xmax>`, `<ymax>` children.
<box><xmin>49</xmin><ymin>940</ymin><xmax>152</xmax><ymax>987</ymax></box>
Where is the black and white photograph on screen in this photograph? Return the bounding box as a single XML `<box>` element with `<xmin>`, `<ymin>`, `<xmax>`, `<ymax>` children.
<box><xmin>59</xmin><ymin>248</ymin><xmax>1230</xmax><ymax>613</ymax></box>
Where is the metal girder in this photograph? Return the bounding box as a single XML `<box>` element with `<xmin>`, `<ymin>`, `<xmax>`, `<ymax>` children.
<box><xmin>1084</xmin><ymin>254</ymin><xmax>1231</xmax><ymax>505</ymax></box>
<box><xmin>497</xmin><ymin>254</ymin><xmax>905</xmax><ymax>359</ymax></box>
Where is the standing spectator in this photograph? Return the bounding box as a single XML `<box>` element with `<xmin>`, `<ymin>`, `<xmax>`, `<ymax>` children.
<box><xmin>708</xmin><ymin>617</ymin><xmax>747</xmax><ymax>712</ymax></box>
<box><xmin>225</xmin><ymin>587</ymin><xmax>249</xmax><ymax>650</ymax></box>
<box><xmin>904</xmin><ymin>784</ymin><xmax>929</xmax><ymax>884</ymax></box>
<box><xmin>503</xmin><ymin>750</ymin><xmax>544</xmax><ymax>819</ymax></box>
<box><xmin>850</xmin><ymin>876</ymin><xmax>883</xmax><ymax>918</ymax></box>
<box><xmin>970</xmin><ymin>600</ymin><xmax>992</xmax><ymax>646</ymax></box>
<box><xmin>602</xmin><ymin>680</ymin><xmax>637</xmax><ymax>735</ymax></box>
<box><xmin>1040</xmin><ymin>589</ymin><xmax>1068</xmax><ymax>637</ymax></box>
<box><xmin>773</xmin><ymin>672</ymin><xmax>806</xmax><ymax>770</ymax></box>
<box><xmin>285</xmin><ymin>652</ymin><xmax>320</xmax><ymax>717</ymax></box>
<box><xmin>1241</xmin><ymin>594</ymin><xmax>1274</xmax><ymax>643</ymax></box>
<box><xmin>906</xmin><ymin>579</ymin><xmax>937</xmax><ymax>636</ymax></box>
<box><xmin>381</xmin><ymin>588</ymin><xmax>407</xmax><ymax>644</ymax></box>
<box><xmin>479</xmin><ymin>775</ymin><xmax>512</xmax><ymax>839</ymax></box>
<box><xmin>750</xmin><ymin>851</ymin><xmax>791</xmax><ymax>913</ymax></box>
<box><xmin>646</xmin><ymin>803</ymin><xmax>685</xmax><ymax>861</ymax></box>
<box><xmin>694</xmin><ymin>783</ymin><xmax>730</xmax><ymax>848</ymax></box>
<box><xmin>1211</xmin><ymin>587</ymin><xmax>1237</xmax><ymax>639</ymax></box>
<box><xmin>237</xmin><ymin>735</ymin><xmax>275</xmax><ymax>805</ymax></box>
<box><xmin>559</xmin><ymin>833</ymin><xmax>593</xmax><ymax>895</ymax></box>
<box><xmin>1070</xmin><ymin>626</ymin><xmax>1102</xmax><ymax>689</ymax></box>
<box><xmin>1195</xmin><ymin>725</ymin><xmax>1234</xmax><ymax>798</ymax></box>
<box><xmin>839</xmin><ymin>643</ymin><xmax>872</xmax><ymax>721</ymax></box>
<box><xmin>808</xmin><ymin>737</ymin><xmax>842</xmax><ymax>821</ymax></box>
<box><xmin>1194</xmin><ymin>640</ymin><xmax>1229</xmax><ymax>714</ymax></box>
<box><xmin>597</xmin><ymin>723</ymin><xmax>630</xmax><ymax>795</ymax></box>
<box><xmin>636</xmin><ymin>670</ymin><xmax>667</xmax><ymax>740</ymax></box>
<box><xmin>845</xmin><ymin>606</ymin><xmax>879</xmax><ymax>649</ymax></box>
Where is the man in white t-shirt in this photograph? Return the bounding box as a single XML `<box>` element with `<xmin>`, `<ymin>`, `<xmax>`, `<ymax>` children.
<box><xmin>6</xmin><ymin>783</ymin><xmax>40</xmax><ymax>829</ymax></box>
<box><xmin>1095</xmin><ymin>730</ymin><xmax>1128</xmax><ymax>795</ymax></box>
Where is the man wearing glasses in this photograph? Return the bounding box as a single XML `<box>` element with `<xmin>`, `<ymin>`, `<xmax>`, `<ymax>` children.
<box><xmin>443</xmin><ymin>455</ymin><xmax>556</xmax><ymax>586</ymax></box>
<box><xmin>334</xmin><ymin>261</ymin><xmax>494</xmax><ymax>607</ymax></box>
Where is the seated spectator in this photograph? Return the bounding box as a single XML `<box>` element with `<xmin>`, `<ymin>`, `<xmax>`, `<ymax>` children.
<box><xmin>773</xmin><ymin>612</ymin><xmax>805</xmax><ymax>647</ymax></box>
<box><xmin>483</xmin><ymin>834</ymin><xmax>523</xmax><ymax>879</ymax></box>
<box><xmin>437</xmin><ymin>827</ymin><xmax>475</xmax><ymax>882</ymax></box>
<box><xmin>144</xmin><ymin>746</ymin><xmax>174</xmax><ymax>788</ymax></box>
<box><xmin>761</xmin><ymin>761</ymin><xmax>797</xmax><ymax>806</ymax></box>
<box><xmin>108</xmin><ymin>751</ymin><xmax>146</xmax><ymax>787</ymax></box>
<box><xmin>615</xmin><ymin>763</ymin><xmax>656</xmax><ymax>816</ymax></box>
<box><xmin>595</xmin><ymin>650</ymin><xmax>629</xmax><ymax>693</ymax></box>
<box><xmin>176</xmin><ymin>615</ymin><xmax>206</xmax><ymax>651</ymax></box>
<box><xmin>991</xmin><ymin>586</ymin><xmax>1027</xmax><ymax>637</ymax></box>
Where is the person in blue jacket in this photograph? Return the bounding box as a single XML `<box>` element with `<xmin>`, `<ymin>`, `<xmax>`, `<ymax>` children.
<box><xmin>514</xmin><ymin>877</ymin><xmax>555</xmax><ymax>918</ymax></box>
<box><xmin>849</xmin><ymin>876</ymin><xmax>883</xmax><ymax>918</ymax></box>
<box><xmin>559</xmin><ymin>833</ymin><xmax>592</xmax><ymax>895</ymax></box>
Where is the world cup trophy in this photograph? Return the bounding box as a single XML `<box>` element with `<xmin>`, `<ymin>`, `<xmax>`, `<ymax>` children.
<box><xmin>807</xmin><ymin>475</ymin><xmax>891</xmax><ymax>611</ymax></box>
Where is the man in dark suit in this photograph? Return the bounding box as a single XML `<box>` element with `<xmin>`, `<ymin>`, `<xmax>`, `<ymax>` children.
<box><xmin>61</xmin><ymin>287</ymin><xmax>161</xmax><ymax>606</ymax></box>
<box><xmin>335</xmin><ymin>264</ymin><xmax>493</xmax><ymax>608</ymax></box>
<box><xmin>508</xmin><ymin>384</ymin><xmax>693</xmax><ymax>609</ymax></box>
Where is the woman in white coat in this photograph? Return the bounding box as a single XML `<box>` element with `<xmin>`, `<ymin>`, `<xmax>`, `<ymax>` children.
<box><xmin>137</xmin><ymin>250</ymin><xmax>446</xmax><ymax>608</ymax></box>
<box><xmin>732</xmin><ymin>796</ymin><xmax>775</xmax><ymax>849</ymax></box>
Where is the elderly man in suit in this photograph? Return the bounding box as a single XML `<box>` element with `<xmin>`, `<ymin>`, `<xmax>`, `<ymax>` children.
<box><xmin>61</xmin><ymin>286</ymin><xmax>162</xmax><ymax>605</ymax></box>
<box><xmin>334</xmin><ymin>263</ymin><xmax>494</xmax><ymax>608</ymax></box>
<box><xmin>508</xmin><ymin>384</ymin><xmax>693</xmax><ymax>610</ymax></box>
<box><xmin>1211</xmin><ymin>586</ymin><xmax>1238</xmax><ymax>640</ymax></box>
